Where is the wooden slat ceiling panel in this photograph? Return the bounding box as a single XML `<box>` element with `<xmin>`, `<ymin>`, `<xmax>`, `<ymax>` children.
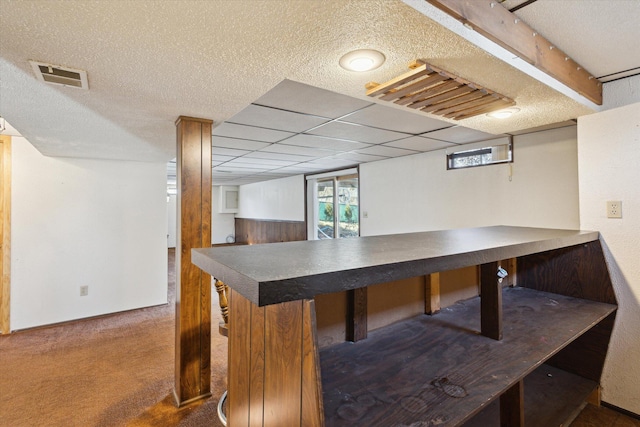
<box><xmin>366</xmin><ymin>60</ymin><xmax>515</xmax><ymax>120</ymax></box>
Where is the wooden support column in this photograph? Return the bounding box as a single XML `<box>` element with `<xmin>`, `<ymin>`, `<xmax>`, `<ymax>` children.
<box><xmin>0</xmin><ymin>136</ymin><xmax>11</xmax><ymax>335</ymax></box>
<box><xmin>346</xmin><ymin>287</ymin><xmax>367</xmax><ymax>342</ymax></box>
<box><xmin>480</xmin><ymin>261</ymin><xmax>502</xmax><ymax>340</ymax></box>
<box><xmin>500</xmin><ymin>380</ymin><xmax>524</xmax><ymax>427</ymax></box>
<box><xmin>174</xmin><ymin>116</ymin><xmax>213</xmax><ymax>406</ymax></box>
<box><xmin>425</xmin><ymin>273</ymin><xmax>441</xmax><ymax>315</ymax></box>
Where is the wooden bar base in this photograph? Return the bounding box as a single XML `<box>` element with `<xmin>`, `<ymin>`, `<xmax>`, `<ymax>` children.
<box><xmin>228</xmin><ymin>289</ymin><xmax>324</xmax><ymax>427</ymax></box>
<box><xmin>193</xmin><ymin>227</ymin><xmax>617</xmax><ymax>427</ymax></box>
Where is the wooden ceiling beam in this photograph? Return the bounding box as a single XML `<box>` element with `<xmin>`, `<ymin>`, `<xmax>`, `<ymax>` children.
<box><xmin>426</xmin><ymin>0</ymin><xmax>602</xmax><ymax>105</ymax></box>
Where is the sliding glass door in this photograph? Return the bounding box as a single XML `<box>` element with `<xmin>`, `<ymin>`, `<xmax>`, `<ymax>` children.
<box><xmin>308</xmin><ymin>169</ymin><xmax>359</xmax><ymax>240</ymax></box>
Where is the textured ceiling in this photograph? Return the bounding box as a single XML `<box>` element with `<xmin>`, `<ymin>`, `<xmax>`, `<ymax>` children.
<box><xmin>1</xmin><ymin>0</ymin><xmax>638</xmax><ymax>184</ymax></box>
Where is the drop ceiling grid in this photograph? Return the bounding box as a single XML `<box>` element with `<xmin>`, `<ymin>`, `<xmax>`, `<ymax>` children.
<box><xmin>207</xmin><ymin>82</ymin><xmax>525</xmax><ymax>185</ymax></box>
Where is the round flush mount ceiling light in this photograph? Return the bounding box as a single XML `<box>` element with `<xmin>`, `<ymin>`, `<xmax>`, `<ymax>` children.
<box><xmin>487</xmin><ymin>107</ymin><xmax>520</xmax><ymax>119</ymax></box>
<box><xmin>339</xmin><ymin>49</ymin><xmax>386</xmax><ymax>72</ymax></box>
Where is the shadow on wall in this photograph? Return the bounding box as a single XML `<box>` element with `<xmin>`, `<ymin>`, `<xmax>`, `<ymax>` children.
<box><xmin>599</xmin><ymin>238</ymin><xmax>640</xmax><ymax>408</ymax></box>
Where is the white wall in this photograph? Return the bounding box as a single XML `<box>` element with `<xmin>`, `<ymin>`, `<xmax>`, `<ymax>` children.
<box><xmin>360</xmin><ymin>126</ymin><xmax>580</xmax><ymax>236</ymax></box>
<box><xmin>578</xmin><ymin>102</ymin><xmax>640</xmax><ymax>414</ymax></box>
<box><xmin>602</xmin><ymin>74</ymin><xmax>640</xmax><ymax>111</ymax></box>
<box><xmin>237</xmin><ymin>175</ymin><xmax>305</xmax><ymax>221</ymax></box>
<box><xmin>212</xmin><ymin>186</ymin><xmax>236</xmax><ymax>244</ymax></box>
<box><xmin>11</xmin><ymin>137</ymin><xmax>168</xmax><ymax>330</ymax></box>
<box><xmin>167</xmin><ymin>194</ymin><xmax>176</xmax><ymax>248</ymax></box>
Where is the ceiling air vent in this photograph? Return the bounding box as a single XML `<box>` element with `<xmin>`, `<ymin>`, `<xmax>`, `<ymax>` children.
<box><xmin>29</xmin><ymin>60</ymin><xmax>89</xmax><ymax>90</ymax></box>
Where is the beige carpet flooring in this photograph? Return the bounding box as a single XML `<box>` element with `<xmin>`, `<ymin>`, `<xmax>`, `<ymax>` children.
<box><xmin>0</xmin><ymin>249</ymin><xmax>227</xmax><ymax>427</ymax></box>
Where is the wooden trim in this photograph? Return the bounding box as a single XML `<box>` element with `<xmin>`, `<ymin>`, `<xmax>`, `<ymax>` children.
<box><xmin>480</xmin><ymin>261</ymin><xmax>502</xmax><ymax>340</ymax></box>
<box><xmin>426</xmin><ymin>0</ymin><xmax>602</xmax><ymax>105</ymax></box>
<box><xmin>425</xmin><ymin>273</ymin><xmax>441</xmax><ymax>315</ymax></box>
<box><xmin>175</xmin><ymin>116</ymin><xmax>213</xmax><ymax>125</ymax></box>
<box><xmin>0</xmin><ymin>136</ymin><xmax>11</xmax><ymax>334</ymax></box>
<box><xmin>587</xmin><ymin>386</ymin><xmax>601</xmax><ymax>407</ymax></box>
<box><xmin>346</xmin><ymin>288</ymin><xmax>367</xmax><ymax>342</ymax></box>
<box><xmin>174</xmin><ymin>116</ymin><xmax>213</xmax><ymax>405</ymax></box>
<box><xmin>302</xmin><ymin>300</ymin><xmax>324</xmax><ymax>427</ymax></box>
<box><xmin>505</xmin><ymin>258</ymin><xmax>517</xmax><ymax>287</ymax></box>
<box><xmin>500</xmin><ymin>380</ymin><xmax>524</xmax><ymax>427</ymax></box>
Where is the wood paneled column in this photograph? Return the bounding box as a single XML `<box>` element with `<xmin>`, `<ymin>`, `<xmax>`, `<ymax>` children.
<box><xmin>0</xmin><ymin>135</ymin><xmax>11</xmax><ymax>335</ymax></box>
<box><xmin>174</xmin><ymin>116</ymin><xmax>213</xmax><ymax>406</ymax></box>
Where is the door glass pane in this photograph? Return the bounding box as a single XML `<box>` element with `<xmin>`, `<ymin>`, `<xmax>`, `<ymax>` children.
<box><xmin>338</xmin><ymin>177</ymin><xmax>358</xmax><ymax>238</ymax></box>
<box><xmin>317</xmin><ymin>179</ymin><xmax>334</xmax><ymax>239</ymax></box>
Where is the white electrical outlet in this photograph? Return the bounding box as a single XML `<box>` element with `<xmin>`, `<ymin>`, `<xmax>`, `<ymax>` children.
<box><xmin>607</xmin><ymin>201</ymin><xmax>622</xmax><ymax>219</ymax></box>
<box><xmin>80</xmin><ymin>285</ymin><xmax>89</xmax><ymax>296</ymax></box>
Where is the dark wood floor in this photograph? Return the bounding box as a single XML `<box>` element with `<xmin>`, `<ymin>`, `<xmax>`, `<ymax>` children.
<box><xmin>571</xmin><ymin>404</ymin><xmax>640</xmax><ymax>427</ymax></box>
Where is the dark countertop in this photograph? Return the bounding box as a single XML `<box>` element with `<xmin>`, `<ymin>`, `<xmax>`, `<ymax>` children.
<box><xmin>192</xmin><ymin>225</ymin><xmax>599</xmax><ymax>306</ymax></box>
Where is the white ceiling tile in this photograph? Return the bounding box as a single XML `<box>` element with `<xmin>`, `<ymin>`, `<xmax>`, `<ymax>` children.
<box><xmin>384</xmin><ymin>136</ymin><xmax>456</xmax><ymax>152</ymax></box>
<box><xmin>341</xmin><ymin>104</ymin><xmax>451</xmax><ymax>134</ymax></box>
<box><xmin>355</xmin><ymin>145</ymin><xmax>419</xmax><ymax>158</ymax></box>
<box><xmin>254</xmin><ymin>80</ymin><xmax>374</xmax><ymax>119</ymax></box>
<box><xmin>212</xmin><ymin>136</ymin><xmax>272</xmax><ymax>151</ymax></box>
<box><xmin>212</xmin><ymin>154</ymin><xmax>240</xmax><ymax>162</ymax></box>
<box><xmin>273</xmin><ymin>165</ymin><xmax>320</xmax><ymax>173</ymax></box>
<box><xmin>212</xmin><ymin>146</ymin><xmax>251</xmax><ymax>156</ymax></box>
<box><xmin>228</xmin><ymin>104</ymin><xmax>330</xmax><ymax>133</ymax></box>
<box><xmin>259</xmin><ymin>144</ymin><xmax>335</xmax><ymax>157</ymax></box>
<box><xmin>423</xmin><ymin>126</ymin><xmax>503</xmax><ymax>144</ymax></box>
<box><xmin>212</xmin><ymin>171</ymin><xmax>248</xmax><ymax>177</ymax></box>
<box><xmin>212</xmin><ymin>122</ymin><xmax>294</xmax><ymax>142</ymax></box>
<box><xmin>243</xmin><ymin>151</ymin><xmax>312</xmax><ymax>162</ymax></box>
<box><xmin>304</xmin><ymin>158</ymin><xmax>358</xmax><ymax>168</ymax></box>
<box><xmin>216</xmin><ymin>165</ymin><xmax>272</xmax><ymax>172</ymax></box>
<box><xmin>254</xmin><ymin>172</ymin><xmax>292</xmax><ymax>177</ymax></box>
<box><xmin>226</xmin><ymin>158</ymin><xmax>297</xmax><ymax>167</ymax></box>
<box><xmin>308</xmin><ymin>121</ymin><xmax>408</xmax><ymax>144</ymax></box>
<box><xmin>284</xmin><ymin>134</ymin><xmax>371</xmax><ymax>151</ymax></box>
<box><xmin>332</xmin><ymin>152</ymin><xmax>388</xmax><ymax>162</ymax></box>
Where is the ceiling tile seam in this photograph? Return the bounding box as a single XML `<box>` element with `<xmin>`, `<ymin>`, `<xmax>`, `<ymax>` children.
<box><xmin>299</xmin><ymin>103</ymin><xmax>389</xmax><ymax>135</ymax></box>
<box><xmin>224</xmin><ymin>118</ymin><xmax>333</xmax><ymax>135</ymax></box>
<box><xmin>213</xmin><ymin>150</ymin><xmax>351</xmax><ymax>174</ymax></box>
<box><xmin>220</xmin><ymin>108</ymin><xmax>462</xmax><ymax>148</ymax></box>
<box><xmin>250</xmin><ymin>103</ymin><xmax>336</xmax><ymax>121</ymax></box>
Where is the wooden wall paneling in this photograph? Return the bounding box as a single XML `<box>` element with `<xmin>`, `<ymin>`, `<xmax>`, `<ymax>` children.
<box><xmin>518</xmin><ymin>241</ymin><xmax>617</xmax><ymax>382</ymax></box>
<box><xmin>174</xmin><ymin>116</ymin><xmax>212</xmax><ymax>406</ymax></box>
<box><xmin>500</xmin><ymin>380</ymin><xmax>524</xmax><ymax>427</ymax></box>
<box><xmin>425</xmin><ymin>273</ymin><xmax>441</xmax><ymax>315</ymax></box>
<box><xmin>480</xmin><ymin>261</ymin><xmax>502</xmax><ymax>340</ymax></box>
<box><xmin>517</xmin><ymin>241</ymin><xmax>616</xmax><ymax>304</ymax></box>
<box><xmin>235</xmin><ymin>218</ymin><xmax>306</xmax><ymax>245</ymax></box>
<box><xmin>547</xmin><ymin>312</ymin><xmax>616</xmax><ymax>382</ymax></box>
<box><xmin>228</xmin><ymin>289</ymin><xmax>252</xmax><ymax>427</ymax></box>
<box><xmin>0</xmin><ymin>136</ymin><xmax>10</xmax><ymax>334</ymax></box>
<box><xmin>264</xmin><ymin>300</ymin><xmax>303</xmax><ymax>426</ymax></box>
<box><xmin>302</xmin><ymin>300</ymin><xmax>325</xmax><ymax>427</ymax></box>
<box><xmin>346</xmin><ymin>288</ymin><xmax>367</xmax><ymax>342</ymax></box>
<box><xmin>249</xmin><ymin>301</ymin><xmax>266</xmax><ymax>427</ymax></box>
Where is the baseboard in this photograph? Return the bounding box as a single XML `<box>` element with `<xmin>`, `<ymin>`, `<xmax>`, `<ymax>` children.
<box><xmin>602</xmin><ymin>401</ymin><xmax>640</xmax><ymax>420</ymax></box>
